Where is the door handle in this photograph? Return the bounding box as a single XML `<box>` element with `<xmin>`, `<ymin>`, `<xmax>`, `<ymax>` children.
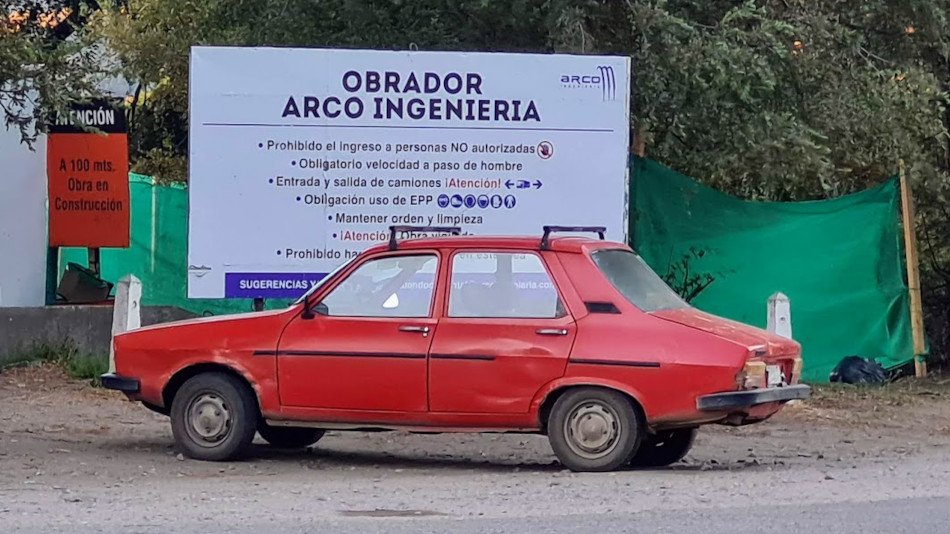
<box><xmin>399</xmin><ymin>325</ymin><xmax>430</xmax><ymax>336</ymax></box>
<box><xmin>536</xmin><ymin>328</ymin><xmax>569</xmax><ymax>336</ymax></box>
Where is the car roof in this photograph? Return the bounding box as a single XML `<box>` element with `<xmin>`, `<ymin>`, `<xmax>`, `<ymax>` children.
<box><xmin>362</xmin><ymin>235</ymin><xmax>632</xmax><ymax>255</ymax></box>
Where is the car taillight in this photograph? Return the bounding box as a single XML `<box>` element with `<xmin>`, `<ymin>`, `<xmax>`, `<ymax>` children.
<box><xmin>790</xmin><ymin>357</ymin><xmax>803</xmax><ymax>384</ymax></box>
<box><xmin>737</xmin><ymin>360</ymin><xmax>767</xmax><ymax>390</ymax></box>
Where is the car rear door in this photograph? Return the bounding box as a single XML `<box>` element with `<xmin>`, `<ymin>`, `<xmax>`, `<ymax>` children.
<box><xmin>427</xmin><ymin>250</ymin><xmax>575</xmax><ymax>414</ymax></box>
<box><xmin>276</xmin><ymin>252</ymin><xmax>440</xmax><ymax>412</ymax></box>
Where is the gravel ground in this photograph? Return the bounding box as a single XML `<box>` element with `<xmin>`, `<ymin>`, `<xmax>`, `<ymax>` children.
<box><xmin>3</xmin><ymin>365</ymin><xmax>950</xmax><ymax>533</ymax></box>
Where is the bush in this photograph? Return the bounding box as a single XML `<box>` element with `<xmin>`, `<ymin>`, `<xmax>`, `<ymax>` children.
<box><xmin>0</xmin><ymin>340</ymin><xmax>108</xmax><ymax>385</ymax></box>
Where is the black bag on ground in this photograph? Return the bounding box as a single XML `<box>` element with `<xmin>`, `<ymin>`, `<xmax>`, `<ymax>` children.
<box><xmin>829</xmin><ymin>356</ymin><xmax>886</xmax><ymax>384</ymax></box>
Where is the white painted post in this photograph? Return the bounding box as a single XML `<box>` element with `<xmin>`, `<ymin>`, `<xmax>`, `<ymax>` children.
<box><xmin>767</xmin><ymin>292</ymin><xmax>792</xmax><ymax>339</ymax></box>
<box><xmin>109</xmin><ymin>275</ymin><xmax>142</xmax><ymax>373</ymax></box>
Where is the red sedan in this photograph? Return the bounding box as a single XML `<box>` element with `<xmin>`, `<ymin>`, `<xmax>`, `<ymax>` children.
<box><xmin>101</xmin><ymin>226</ymin><xmax>808</xmax><ymax>472</ymax></box>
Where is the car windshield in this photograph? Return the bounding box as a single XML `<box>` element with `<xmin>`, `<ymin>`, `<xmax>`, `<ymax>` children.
<box><xmin>291</xmin><ymin>255</ymin><xmax>359</xmax><ymax>306</ymax></box>
<box><xmin>590</xmin><ymin>249</ymin><xmax>688</xmax><ymax>312</ymax></box>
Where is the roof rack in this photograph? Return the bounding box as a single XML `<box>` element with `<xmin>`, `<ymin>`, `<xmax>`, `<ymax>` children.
<box><xmin>388</xmin><ymin>225</ymin><xmax>461</xmax><ymax>250</ymax></box>
<box><xmin>540</xmin><ymin>226</ymin><xmax>606</xmax><ymax>250</ymax></box>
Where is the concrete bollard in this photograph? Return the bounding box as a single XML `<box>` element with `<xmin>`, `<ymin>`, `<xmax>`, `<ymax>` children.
<box><xmin>109</xmin><ymin>275</ymin><xmax>142</xmax><ymax>373</ymax></box>
<box><xmin>767</xmin><ymin>292</ymin><xmax>792</xmax><ymax>339</ymax></box>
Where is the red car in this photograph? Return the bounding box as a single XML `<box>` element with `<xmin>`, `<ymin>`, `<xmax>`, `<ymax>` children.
<box><xmin>102</xmin><ymin>226</ymin><xmax>808</xmax><ymax>472</ymax></box>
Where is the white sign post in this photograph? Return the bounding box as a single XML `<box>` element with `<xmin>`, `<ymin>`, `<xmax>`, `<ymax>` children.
<box><xmin>188</xmin><ymin>47</ymin><xmax>631</xmax><ymax>299</ymax></box>
<box><xmin>109</xmin><ymin>274</ymin><xmax>141</xmax><ymax>373</ymax></box>
<box><xmin>767</xmin><ymin>292</ymin><xmax>793</xmax><ymax>339</ymax></box>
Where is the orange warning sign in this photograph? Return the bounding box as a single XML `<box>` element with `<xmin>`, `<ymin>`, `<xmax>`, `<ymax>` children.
<box><xmin>47</xmin><ymin>101</ymin><xmax>130</xmax><ymax>247</ymax></box>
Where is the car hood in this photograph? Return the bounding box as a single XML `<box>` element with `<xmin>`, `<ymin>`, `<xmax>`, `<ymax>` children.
<box><xmin>120</xmin><ymin>308</ymin><xmax>291</xmax><ymax>336</ymax></box>
<box><xmin>112</xmin><ymin>307</ymin><xmax>298</xmax><ymax>359</ymax></box>
<box><xmin>651</xmin><ymin>307</ymin><xmax>800</xmax><ymax>356</ymax></box>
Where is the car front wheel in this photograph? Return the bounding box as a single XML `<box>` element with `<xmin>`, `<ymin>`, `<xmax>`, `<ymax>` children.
<box><xmin>547</xmin><ymin>387</ymin><xmax>642</xmax><ymax>472</ymax></box>
<box><xmin>170</xmin><ymin>372</ymin><xmax>258</xmax><ymax>461</ymax></box>
<box><xmin>258</xmin><ymin>424</ymin><xmax>325</xmax><ymax>449</ymax></box>
<box><xmin>629</xmin><ymin>428</ymin><xmax>697</xmax><ymax>467</ymax></box>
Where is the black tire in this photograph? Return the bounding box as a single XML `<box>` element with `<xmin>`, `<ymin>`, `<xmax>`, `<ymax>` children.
<box><xmin>547</xmin><ymin>387</ymin><xmax>642</xmax><ymax>472</ymax></box>
<box><xmin>629</xmin><ymin>428</ymin><xmax>697</xmax><ymax>467</ymax></box>
<box><xmin>258</xmin><ymin>424</ymin><xmax>325</xmax><ymax>449</ymax></box>
<box><xmin>170</xmin><ymin>372</ymin><xmax>258</xmax><ymax>461</ymax></box>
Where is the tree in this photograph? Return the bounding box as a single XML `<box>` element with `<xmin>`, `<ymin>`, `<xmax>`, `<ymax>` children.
<box><xmin>1</xmin><ymin>1</ymin><xmax>108</xmax><ymax>148</ymax></box>
<box><xmin>94</xmin><ymin>1</ymin><xmax>949</xmax><ymax>192</ymax></box>
<box><xmin>554</xmin><ymin>0</ymin><xmax>950</xmax><ymax>362</ymax></box>
<box><xmin>92</xmin><ymin>0</ymin><xmax>554</xmax><ymax>181</ymax></box>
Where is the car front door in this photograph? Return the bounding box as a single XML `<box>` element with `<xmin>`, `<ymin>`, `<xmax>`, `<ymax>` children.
<box><xmin>427</xmin><ymin>251</ymin><xmax>576</xmax><ymax>414</ymax></box>
<box><xmin>277</xmin><ymin>252</ymin><xmax>440</xmax><ymax>413</ymax></box>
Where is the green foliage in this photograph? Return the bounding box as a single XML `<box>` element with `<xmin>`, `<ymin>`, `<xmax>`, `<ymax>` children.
<box><xmin>62</xmin><ymin>350</ymin><xmax>110</xmax><ymax>382</ymax></box>
<box><xmin>92</xmin><ymin>1</ymin><xmax>949</xmax><ymax>192</ymax></box>
<box><xmin>0</xmin><ymin>339</ymin><xmax>108</xmax><ymax>384</ymax></box>
<box><xmin>661</xmin><ymin>247</ymin><xmax>718</xmax><ymax>303</ymax></box>
<box><xmin>91</xmin><ymin>0</ymin><xmax>555</xmax><ymax>181</ymax></box>
<box><xmin>0</xmin><ymin>1</ymin><xmax>109</xmax><ymax>147</ymax></box>
<box><xmin>610</xmin><ymin>1</ymin><xmax>946</xmax><ymax>202</ymax></box>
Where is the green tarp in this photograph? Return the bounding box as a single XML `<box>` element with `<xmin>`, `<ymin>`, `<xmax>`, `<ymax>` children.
<box><xmin>631</xmin><ymin>157</ymin><xmax>914</xmax><ymax>382</ymax></box>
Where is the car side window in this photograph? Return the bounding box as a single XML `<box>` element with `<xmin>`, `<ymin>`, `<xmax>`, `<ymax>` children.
<box><xmin>448</xmin><ymin>252</ymin><xmax>565</xmax><ymax>318</ymax></box>
<box><xmin>318</xmin><ymin>254</ymin><xmax>438</xmax><ymax>318</ymax></box>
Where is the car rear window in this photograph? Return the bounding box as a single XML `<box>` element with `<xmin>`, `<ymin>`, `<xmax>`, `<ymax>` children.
<box><xmin>590</xmin><ymin>249</ymin><xmax>688</xmax><ymax>312</ymax></box>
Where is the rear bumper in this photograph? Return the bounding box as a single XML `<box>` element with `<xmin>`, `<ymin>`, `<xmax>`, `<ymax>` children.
<box><xmin>697</xmin><ymin>384</ymin><xmax>810</xmax><ymax>411</ymax></box>
<box><xmin>100</xmin><ymin>373</ymin><xmax>140</xmax><ymax>393</ymax></box>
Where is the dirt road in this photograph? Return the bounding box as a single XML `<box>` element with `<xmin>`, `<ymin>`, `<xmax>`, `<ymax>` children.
<box><xmin>3</xmin><ymin>365</ymin><xmax>950</xmax><ymax>533</ymax></box>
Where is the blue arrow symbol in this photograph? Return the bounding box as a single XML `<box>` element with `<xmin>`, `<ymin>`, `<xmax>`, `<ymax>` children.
<box><xmin>516</xmin><ymin>179</ymin><xmax>530</xmax><ymax>189</ymax></box>
<box><xmin>534</xmin><ymin>180</ymin><xmax>543</xmax><ymax>189</ymax></box>
<box><xmin>505</xmin><ymin>180</ymin><xmax>514</xmax><ymax>189</ymax></box>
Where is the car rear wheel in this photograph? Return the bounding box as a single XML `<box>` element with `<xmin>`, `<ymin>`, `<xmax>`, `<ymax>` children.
<box><xmin>170</xmin><ymin>372</ymin><xmax>258</xmax><ymax>461</ymax></box>
<box><xmin>258</xmin><ymin>424</ymin><xmax>325</xmax><ymax>449</ymax></box>
<box><xmin>629</xmin><ymin>428</ymin><xmax>697</xmax><ymax>467</ymax></box>
<box><xmin>547</xmin><ymin>387</ymin><xmax>642</xmax><ymax>472</ymax></box>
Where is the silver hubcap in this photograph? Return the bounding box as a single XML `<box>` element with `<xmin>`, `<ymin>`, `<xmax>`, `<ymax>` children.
<box><xmin>187</xmin><ymin>393</ymin><xmax>231</xmax><ymax>446</ymax></box>
<box><xmin>564</xmin><ymin>401</ymin><xmax>620</xmax><ymax>459</ymax></box>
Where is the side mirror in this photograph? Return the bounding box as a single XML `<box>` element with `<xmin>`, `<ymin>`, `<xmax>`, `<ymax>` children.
<box><xmin>301</xmin><ymin>301</ymin><xmax>328</xmax><ymax>320</ymax></box>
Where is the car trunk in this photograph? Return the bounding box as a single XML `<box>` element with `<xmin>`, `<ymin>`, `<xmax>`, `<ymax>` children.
<box><xmin>651</xmin><ymin>307</ymin><xmax>801</xmax><ymax>384</ymax></box>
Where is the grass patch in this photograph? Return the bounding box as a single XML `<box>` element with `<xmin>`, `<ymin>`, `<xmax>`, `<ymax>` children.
<box><xmin>806</xmin><ymin>374</ymin><xmax>950</xmax><ymax>409</ymax></box>
<box><xmin>0</xmin><ymin>340</ymin><xmax>108</xmax><ymax>385</ymax></box>
<box><xmin>63</xmin><ymin>351</ymin><xmax>110</xmax><ymax>382</ymax></box>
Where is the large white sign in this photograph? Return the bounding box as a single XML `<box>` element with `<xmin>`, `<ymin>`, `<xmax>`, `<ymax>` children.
<box><xmin>188</xmin><ymin>46</ymin><xmax>630</xmax><ymax>298</ymax></box>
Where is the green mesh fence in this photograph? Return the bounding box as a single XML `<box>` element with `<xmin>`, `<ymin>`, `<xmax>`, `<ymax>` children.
<box><xmin>631</xmin><ymin>157</ymin><xmax>915</xmax><ymax>382</ymax></box>
<box><xmin>59</xmin><ymin>174</ymin><xmax>288</xmax><ymax>316</ymax></box>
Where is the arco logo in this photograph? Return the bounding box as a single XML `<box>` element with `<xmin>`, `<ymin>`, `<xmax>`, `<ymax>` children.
<box><xmin>559</xmin><ymin>65</ymin><xmax>617</xmax><ymax>101</ymax></box>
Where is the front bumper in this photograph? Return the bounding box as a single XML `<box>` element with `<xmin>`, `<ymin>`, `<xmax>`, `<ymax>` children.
<box><xmin>697</xmin><ymin>384</ymin><xmax>810</xmax><ymax>411</ymax></box>
<box><xmin>100</xmin><ymin>373</ymin><xmax>140</xmax><ymax>393</ymax></box>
